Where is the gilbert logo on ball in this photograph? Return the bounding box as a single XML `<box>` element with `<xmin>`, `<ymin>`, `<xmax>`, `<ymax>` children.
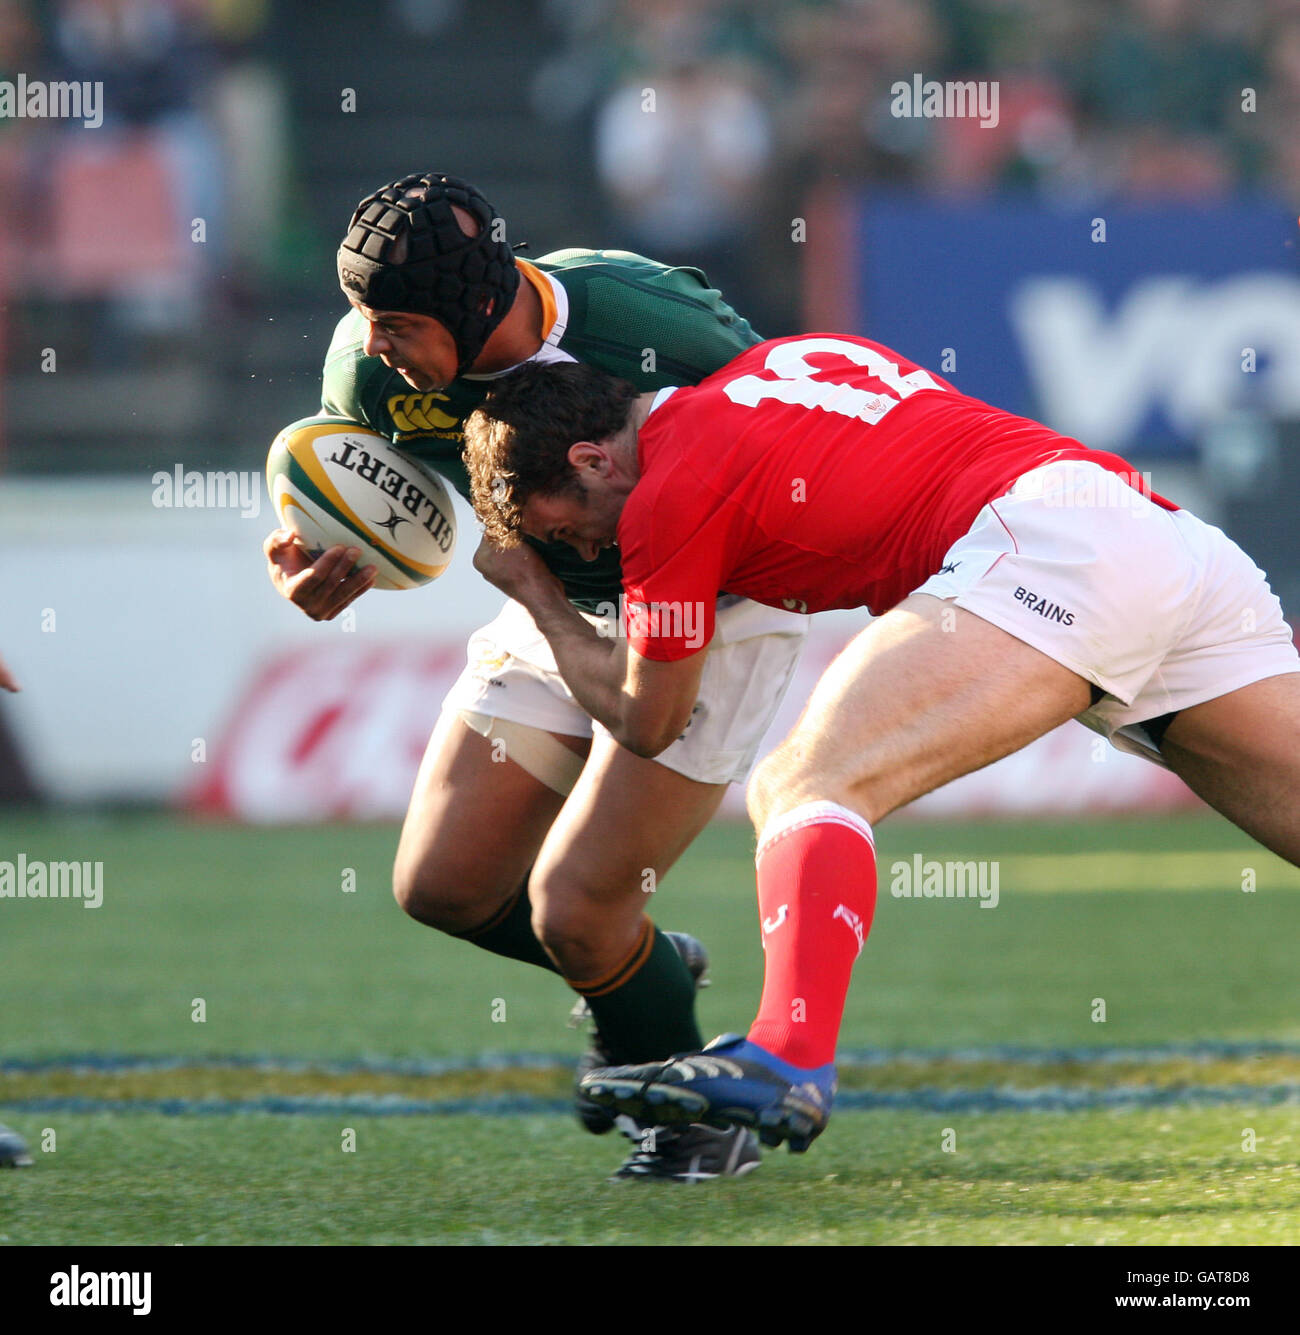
<box><xmin>266</xmin><ymin>416</ymin><xmax>457</xmax><ymax>589</ymax></box>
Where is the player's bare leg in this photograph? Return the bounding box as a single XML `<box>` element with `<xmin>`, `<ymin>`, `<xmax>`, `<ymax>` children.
<box><xmin>530</xmin><ymin>730</ymin><xmax>755</xmax><ymax>1171</ymax></box>
<box><xmin>746</xmin><ymin>593</ymin><xmax>1088</xmax><ymax>1076</ymax></box>
<box><xmin>530</xmin><ymin>731</ymin><xmax>725</xmax><ymax>980</ymax></box>
<box><xmin>748</xmin><ymin>595</ymin><xmax>1093</xmax><ymax>831</ymax></box>
<box><xmin>393</xmin><ymin>708</ymin><xmax>585</xmax><ymax>935</ymax></box>
<box><xmin>529</xmin><ymin>731</ymin><xmax>725</xmax><ymax>1064</ymax></box>
<box><xmin>395</xmin><ymin>708</ymin><xmax>718</xmax><ymax>1128</ymax></box>
<box><xmin>1159</xmin><ymin>673</ymin><xmax>1300</xmax><ymax>867</ymax></box>
<box><xmin>582</xmin><ymin>595</ymin><xmax>1092</xmax><ymax>1147</ymax></box>
<box><xmin>397</xmin><ymin>707</ymin><xmax>743</xmax><ymax>1171</ymax></box>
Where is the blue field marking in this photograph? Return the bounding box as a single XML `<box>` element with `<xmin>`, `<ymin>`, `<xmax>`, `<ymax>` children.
<box><xmin>5</xmin><ymin>1040</ymin><xmax>1300</xmax><ymax>1075</ymax></box>
<box><xmin>0</xmin><ymin>1052</ymin><xmax>572</xmax><ymax>1076</ymax></box>
<box><xmin>5</xmin><ymin>1043</ymin><xmax>1298</xmax><ymax>1121</ymax></box>
<box><xmin>838</xmin><ymin>1041</ymin><xmax>1300</xmax><ymax>1066</ymax></box>
<box><xmin>2</xmin><ymin>1084</ymin><xmax>1298</xmax><ymax>1117</ymax></box>
<box><xmin>0</xmin><ymin>1095</ymin><xmax>574</xmax><ymax>1117</ymax></box>
<box><xmin>834</xmin><ymin>1084</ymin><xmax>1300</xmax><ymax>1113</ymax></box>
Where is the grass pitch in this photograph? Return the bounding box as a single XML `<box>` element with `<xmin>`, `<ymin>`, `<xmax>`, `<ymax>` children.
<box><xmin>1</xmin><ymin>809</ymin><xmax>1298</xmax><ymax>1245</ymax></box>
<box><xmin>4</xmin><ymin>1108</ymin><xmax>1297</xmax><ymax>1247</ymax></box>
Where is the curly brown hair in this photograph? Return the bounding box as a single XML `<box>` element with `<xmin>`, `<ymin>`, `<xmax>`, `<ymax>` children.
<box><xmin>464</xmin><ymin>360</ymin><xmax>639</xmax><ymax>546</ymax></box>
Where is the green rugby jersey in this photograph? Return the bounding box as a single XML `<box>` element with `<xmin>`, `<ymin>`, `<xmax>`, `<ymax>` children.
<box><xmin>319</xmin><ymin>249</ymin><xmax>761</xmax><ymax>610</ymax></box>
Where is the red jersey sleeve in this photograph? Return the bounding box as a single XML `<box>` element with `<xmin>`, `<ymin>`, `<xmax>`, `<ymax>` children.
<box><xmin>617</xmin><ymin>469</ymin><xmax>728</xmax><ymax>662</ymax></box>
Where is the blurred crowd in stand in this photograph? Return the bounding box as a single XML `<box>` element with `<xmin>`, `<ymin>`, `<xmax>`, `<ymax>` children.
<box><xmin>3</xmin><ymin>0</ymin><xmax>1298</xmax><ymax>450</ymax></box>
<box><xmin>535</xmin><ymin>0</ymin><xmax>1299</xmax><ymax>328</ymax></box>
<box><xmin>0</xmin><ymin>0</ymin><xmax>282</xmax><ymax>363</ymax></box>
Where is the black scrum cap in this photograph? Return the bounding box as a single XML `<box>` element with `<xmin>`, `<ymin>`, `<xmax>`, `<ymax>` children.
<box><xmin>337</xmin><ymin>172</ymin><xmax>520</xmax><ymax>374</ymax></box>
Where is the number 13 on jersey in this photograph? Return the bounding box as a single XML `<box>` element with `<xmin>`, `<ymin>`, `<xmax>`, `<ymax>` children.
<box><xmin>722</xmin><ymin>336</ymin><xmax>945</xmax><ymax>425</ymax></box>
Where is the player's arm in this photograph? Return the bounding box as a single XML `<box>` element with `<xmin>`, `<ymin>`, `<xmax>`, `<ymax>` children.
<box><xmin>0</xmin><ymin>651</ymin><xmax>19</xmax><ymax>693</ymax></box>
<box><xmin>473</xmin><ymin>537</ymin><xmax>703</xmax><ymax>756</ymax></box>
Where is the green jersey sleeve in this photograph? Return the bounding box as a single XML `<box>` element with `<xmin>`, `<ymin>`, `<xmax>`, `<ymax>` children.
<box><xmin>539</xmin><ymin>248</ymin><xmax>762</xmax><ymax>385</ymax></box>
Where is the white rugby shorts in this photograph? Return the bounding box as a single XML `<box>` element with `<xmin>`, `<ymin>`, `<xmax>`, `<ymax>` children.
<box><xmin>441</xmin><ymin>595</ymin><xmax>809</xmax><ymax>785</ymax></box>
<box><xmin>912</xmin><ymin>460</ymin><xmax>1300</xmax><ymax>763</ymax></box>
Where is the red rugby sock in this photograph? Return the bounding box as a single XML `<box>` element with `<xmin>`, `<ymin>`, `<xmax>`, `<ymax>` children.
<box><xmin>746</xmin><ymin>801</ymin><xmax>877</xmax><ymax>1069</ymax></box>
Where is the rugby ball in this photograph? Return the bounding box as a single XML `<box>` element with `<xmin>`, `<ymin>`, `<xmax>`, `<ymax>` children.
<box><xmin>266</xmin><ymin>416</ymin><xmax>457</xmax><ymax>590</ymax></box>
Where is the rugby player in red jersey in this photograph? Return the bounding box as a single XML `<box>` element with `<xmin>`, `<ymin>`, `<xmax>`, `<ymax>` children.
<box><xmin>463</xmin><ymin>334</ymin><xmax>1300</xmax><ymax>1151</ymax></box>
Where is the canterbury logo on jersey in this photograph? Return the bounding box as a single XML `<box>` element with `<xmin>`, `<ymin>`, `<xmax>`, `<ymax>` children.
<box><xmin>387</xmin><ymin>392</ymin><xmax>460</xmax><ymax>435</ymax></box>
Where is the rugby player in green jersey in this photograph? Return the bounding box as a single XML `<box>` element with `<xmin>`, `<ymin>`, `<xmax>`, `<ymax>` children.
<box><xmin>263</xmin><ymin>173</ymin><xmax>809</xmax><ymax>1181</ymax></box>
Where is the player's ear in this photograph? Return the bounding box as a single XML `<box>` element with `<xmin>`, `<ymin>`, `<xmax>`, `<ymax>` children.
<box><xmin>568</xmin><ymin>442</ymin><xmax>605</xmax><ymax>473</ymax></box>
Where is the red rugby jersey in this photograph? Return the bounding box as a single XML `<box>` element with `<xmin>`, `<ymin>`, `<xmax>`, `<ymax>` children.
<box><xmin>618</xmin><ymin>333</ymin><xmax>1175</xmax><ymax>661</ymax></box>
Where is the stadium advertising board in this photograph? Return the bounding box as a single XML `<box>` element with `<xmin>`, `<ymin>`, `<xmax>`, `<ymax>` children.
<box><xmin>190</xmin><ymin>626</ymin><xmax>1191</xmax><ymax>824</ymax></box>
<box><xmin>0</xmin><ymin>487</ymin><xmax>1193</xmax><ymax>821</ymax></box>
<box><xmin>854</xmin><ymin>197</ymin><xmax>1300</xmax><ymax>456</ymax></box>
